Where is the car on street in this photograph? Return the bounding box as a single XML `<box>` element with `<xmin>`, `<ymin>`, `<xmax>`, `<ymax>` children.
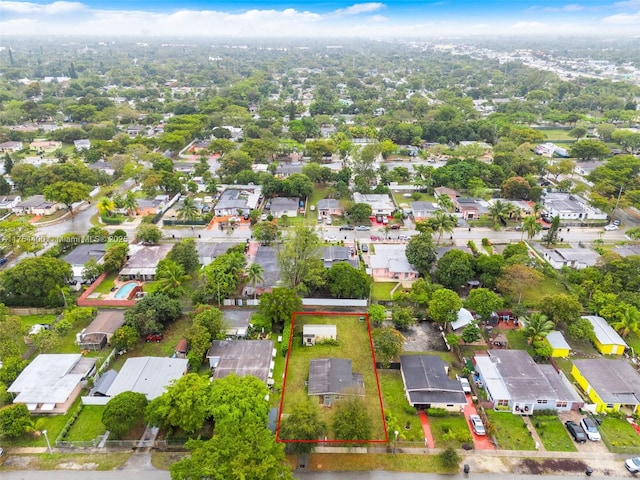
<box><xmin>613</xmin><ymin>219</ymin><xmax>621</xmax><ymax>226</ymax></box>
<box><xmin>145</xmin><ymin>333</ymin><xmax>164</xmax><ymax>343</ymax></box>
<box><xmin>626</xmin><ymin>457</ymin><xmax>640</xmax><ymax>473</ymax></box>
<box><xmin>339</xmin><ymin>225</ymin><xmax>355</xmax><ymax>231</ymax></box>
<box><xmin>580</xmin><ymin>417</ymin><xmax>601</xmax><ymax>441</ymax></box>
<box><xmin>356</xmin><ymin>225</ymin><xmax>370</xmax><ymax>231</ymax></box>
<box><xmin>604</xmin><ymin>224</ymin><xmax>618</xmax><ymax>231</ymax></box>
<box><xmin>324</xmin><ymin>236</ymin><xmax>337</xmax><ymax>243</ymax></box>
<box><xmin>457</xmin><ymin>375</ymin><xmax>471</xmax><ymax>394</ymax></box>
<box><xmin>469</xmin><ymin>414</ymin><xmax>486</xmax><ymax>435</ymax></box>
<box><xmin>360</xmin><ymin>243</ymin><xmax>369</xmax><ymax>253</ymax></box>
<box><xmin>390</xmin><ymin>224</ymin><xmax>401</xmax><ymax>230</ymax></box>
<box><xmin>565</xmin><ymin>420</ymin><xmax>587</xmax><ymax>443</ymax></box>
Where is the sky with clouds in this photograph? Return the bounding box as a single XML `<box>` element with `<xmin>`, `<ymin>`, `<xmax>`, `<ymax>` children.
<box><xmin>1</xmin><ymin>0</ymin><xmax>640</xmax><ymax>37</ymax></box>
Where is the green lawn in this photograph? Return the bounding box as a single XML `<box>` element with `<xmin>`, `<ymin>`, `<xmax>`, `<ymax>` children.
<box><xmin>520</xmin><ymin>276</ymin><xmax>568</xmax><ymax>306</ymax></box>
<box><xmin>533</xmin><ymin>129</ymin><xmax>575</xmax><ymax>142</ymax></box>
<box><xmin>19</xmin><ymin>314</ymin><xmax>58</xmax><ymax>328</ymax></box>
<box><xmin>371</xmin><ymin>282</ymin><xmax>398</xmax><ymax>301</ymax></box>
<box><xmin>428</xmin><ymin>414</ymin><xmax>473</xmax><ymax>448</ymax></box>
<box><xmin>486</xmin><ymin>410</ymin><xmax>536</xmax><ymax>450</ymax></box>
<box><xmin>308</xmin><ymin>186</ymin><xmax>331</xmax><ymax>206</ymax></box>
<box><xmin>599</xmin><ymin>416</ymin><xmax>640</xmax><ymax>453</ymax></box>
<box><xmin>307</xmin><ymin>453</ymin><xmax>449</xmax><ymax>473</ymax></box>
<box><xmin>531</xmin><ymin>415</ymin><xmax>577</xmax><ymax>452</ymax></box>
<box><xmin>66</xmin><ymin>405</ymin><xmax>106</xmax><ymax>441</ymax></box>
<box><xmin>91</xmin><ymin>272</ymin><xmax>119</xmax><ymax>295</ymax></box>
<box><xmin>505</xmin><ymin>329</ymin><xmax>531</xmax><ymax>352</ymax></box>
<box><xmin>377</xmin><ymin>370</ymin><xmax>423</xmax><ymax>442</ymax></box>
<box><xmin>281</xmin><ymin>313</ymin><xmax>386</xmax><ymax>441</ymax></box>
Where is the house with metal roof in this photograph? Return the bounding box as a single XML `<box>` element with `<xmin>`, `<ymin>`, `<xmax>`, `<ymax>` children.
<box><xmin>582</xmin><ymin>315</ymin><xmax>628</xmax><ymax>355</ymax></box>
<box><xmin>320</xmin><ymin>245</ymin><xmax>358</xmax><ymax>268</ymax></box>
<box><xmin>399</xmin><ymin>355</ymin><xmax>466</xmax><ymax>411</ymax></box>
<box><xmin>369</xmin><ymin>244</ymin><xmax>418</xmax><ymax>281</ymax></box>
<box><xmin>77</xmin><ymin>309</ymin><xmax>126</xmax><ymax>351</ymax></box>
<box><xmin>572</xmin><ymin>359</ymin><xmax>640</xmax><ymax>413</ymax></box>
<box><xmin>213</xmin><ymin>187</ymin><xmax>261</xmax><ymax>216</ymax></box>
<box><xmin>474</xmin><ymin>350</ymin><xmax>582</xmax><ymax>414</ymax></box>
<box><xmin>207</xmin><ymin>339</ymin><xmax>275</xmax><ymax>384</ymax></box>
<box><xmin>9</xmin><ymin>354</ymin><xmax>97</xmax><ymax>414</ymax></box>
<box><xmin>308</xmin><ymin>358</ymin><xmax>364</xmax><ymax>406</ymax></box>
<box><xmin>352</xmin><ymin>193</ymin><xmax>395</xmax><ymax>216</ymax></box>
<box><xmin>82</xmin><ymin>356</ymin><xmax>188</xmax><ymax>405</ymax></box>
<box><xmin>546</xmin><ymin>331</ymin><xmax>572</xmax><ymax>358</ymax></box>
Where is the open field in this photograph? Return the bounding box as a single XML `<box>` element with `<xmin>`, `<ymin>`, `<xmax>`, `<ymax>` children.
<box><xmin>280</xmin><ymin>313</ymin><xmax>386</xmax><ymax>442</ymax></box>
<box><xmin>371</xmin><ymin>282</ymin><xmax>397</xmax><ymax>301</ymax></box>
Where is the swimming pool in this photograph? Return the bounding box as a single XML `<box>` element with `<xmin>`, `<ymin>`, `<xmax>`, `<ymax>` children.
<box><xmin>114</xmin><ymin>282</ymin><xmax>137</xmax><ymax>299</ymax></box>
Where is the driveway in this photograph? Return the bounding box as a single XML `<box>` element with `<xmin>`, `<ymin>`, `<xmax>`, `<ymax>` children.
<box><xmin>558</xmin><ymin>410</ymin><xmax>610</xmax><ymax>454</ymax></box>
<box><xmin>463</xmin><ymin>394</ymin><xmax>495</xmax><ymax>450</ymax></box>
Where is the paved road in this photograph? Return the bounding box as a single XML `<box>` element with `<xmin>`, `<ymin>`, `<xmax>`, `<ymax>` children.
<box><xmin>1</xmin><ymin>471</ymin><xmax>170</xmax><ymax>480</ymax></box>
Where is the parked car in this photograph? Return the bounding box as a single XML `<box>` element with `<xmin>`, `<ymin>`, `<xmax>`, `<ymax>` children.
<box><xmin>360</xmin><ymin>243</ymin><xmax>369</xmax><ymax>253</ymax></box>
<box><xmin>356</xmin><ymin>225</ymin><xmax>370</xmax><ymax>231</ymax></box>
<box><xmin>457</xmin><ymin>375</ymin><xmax>471</xmax><ymax>394</ymax></box>
<box><xmin>469</xmin><ymin>414</ymin><xmax>486</xmax><ymax>436</ymax></box>
<box><xmin>326</xmin><ymin>218</ymin><xmax>332</xmax><ymax>225</ymax></box>
<box><xmin>565</xmin><ymin>420</ymin><xmax>587</xmax><ymax>443</ymax></box>
<box><xmin>604</xmin><ymin>224</ymin><xmax>618</xmax><ymax>231</ymax></box>
<box><xmin>625</xmin><ymin>457</ymin><xmax>640</xmax><ymax>473</ymax></box>
<box><xmin>339</xmin><ymin>225</ymin><xmax>355</xmax><ymax>231</ymax></box>
<box><xmin>0</xmin><ymin>257</ymin><xmax>8</xmax><ymax>266</ymax></box>
<box><xmin>146</xmin><ymin>333</ymin><xmax>164</xmax><ymax>343</ymax></box>
<box><xmin>324</xmin><ymin>236</ymin><xmax>337</xmax><ymax>243</ymax></box>
<box><xmin>390</xmin><ymin>224</ymin><xmax>401</xmax><ymax>230</ymax></box>
<box><xmin>613</xmin><ymin>219</ymin><xmax>621</xmax><ymax>226</ymax></box>
<box><xmin>0</xmin><ymin>447</ymin><xmax>4</xmax><ymax>457</ymax></box>
<box><xmin>261</xmin><ymin>213</ymin><xmax>268</xmax><ymax>221</ymax></box>
<box><xmin>580</xmin><ymin>417</ymin><xmax>601</xmax><ymax>441</ymax></box>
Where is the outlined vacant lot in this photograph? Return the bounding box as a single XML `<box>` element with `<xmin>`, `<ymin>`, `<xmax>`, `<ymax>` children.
<box><xmin>277</xmin><ymin>312</ymin><xmax>387</xmax><ymax>444</ymax></box>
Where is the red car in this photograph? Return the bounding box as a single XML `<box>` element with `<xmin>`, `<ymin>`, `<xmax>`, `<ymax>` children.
<box><xmin>390</xmin><ymin>224</ymin><xmax>401</xmax><ymax>230</ymax></box>
<box><xmin>146</xmin><ymin>333</ymin><xmax>163</xmax><ymax>342</ymax></box>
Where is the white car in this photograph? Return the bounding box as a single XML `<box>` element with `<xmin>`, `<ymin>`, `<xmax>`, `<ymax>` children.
<box><xmin>604</xmin><ymin>224</ymin><xmax>618</xmax><ymax>231</ymax></box>
<box><xmin>324</xmin><ymin>236</ymin><xmax>337</xmax><ymax>243</ymax></box>
<box><xmin>457</xmin><ymin>376</ymin><xmax>472</xmax><ymax>394</ymax></box>
<box><xmin>356</xmin><ymin>225</ymin><xmax>370</xmax><ymax>231</ymax></box>
<box><xmin>580</xmin><ymin>417</ymin><xmax>601</xmax><ymax>441</ymax></box>
<box><xmin>626</xmin><ymin>457</ymin><xmax>640</xmax><ymax>473</ymax></box>
<box><xmin>469</xmin><ymin>414</ymin><xmax>486</xmax><ymax>436</ymax></box>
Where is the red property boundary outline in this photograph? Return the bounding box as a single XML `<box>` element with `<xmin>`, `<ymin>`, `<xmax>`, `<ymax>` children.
<box><xmin>275</xmin><ymin>311</ymin><xmax>389</xmax><ymax>444</ymax></box>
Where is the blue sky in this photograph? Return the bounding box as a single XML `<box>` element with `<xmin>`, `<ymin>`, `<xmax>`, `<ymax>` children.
<box><xmin>1</xmin><ymin>1</ymin><xmax>639</xmax><ymax>37</ymax></box>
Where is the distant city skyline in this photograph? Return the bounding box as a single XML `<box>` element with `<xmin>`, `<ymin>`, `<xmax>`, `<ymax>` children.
<box><xmin>1</xmin><ymin>0</ymin><xmax>640</xmax><ymax>37</ymax></box>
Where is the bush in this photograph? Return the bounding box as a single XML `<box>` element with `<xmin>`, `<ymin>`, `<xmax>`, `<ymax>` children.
<box><xmin>426</xmin><ymin>407</ymin><xmax>448</xmax><ymax>417</ymax></box>
<box><xmin>438</xmin><ymin>446</ymin><xmax>461</xmax><ymax>471</ymax></box>
<box><xmin>481</xmin><ymin>238</ymin><xmax>491</xmax><ymax>246</ymax></box>
<box><xmin>100</xmin><ymin>214</ymin><xmax>124</xmax><ymax>225</ymax></box>
<box><xmin>317</xmin><ymin>338</ymin><xmax>339</xmax><ymax>346</ymax></box>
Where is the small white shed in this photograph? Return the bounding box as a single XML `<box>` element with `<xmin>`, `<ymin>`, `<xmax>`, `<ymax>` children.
<box><xmin>303</xmin><ymin>324</ymin><xmax>337</xmax><ymax>346</ymax></box>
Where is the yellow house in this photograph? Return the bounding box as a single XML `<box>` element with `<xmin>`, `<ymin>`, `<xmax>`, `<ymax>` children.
<box><xmin>571</xmin><ymin>359</ymin><xmax>640</xmax><ymax>413</ymax></box>
<box><xmin>582</xmin><ymin>315</ymin><xmax>627</xmax><ymax>355</ymax></box>
<box><xmin>546</xmin><ymin>331</ymin><xmax>571</xmax><ymax>358</ymax></box>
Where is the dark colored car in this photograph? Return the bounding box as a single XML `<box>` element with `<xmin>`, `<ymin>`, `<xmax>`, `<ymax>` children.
<box><xmin>146</xmin><ymin>333</ymin><xmax>164</xmax><ymax>343</ymax></box>
<box><xmin>339</xmin><ymin>225</ymin><xmax>355</xmax><ymax>231</ymax></box>
<box><xmin>390</xmin><ymin>224</ymin><xmax>401</xmax><ymax>230</ymax></box>
<box><xmin>565</xmin><ymin>420</ymin><xmax>587</xmax><ymax>443</ymax></box>
<box><xmin>0</xmin><ymin>257</ymin><xmax>7</xmax><ymax>266</ymax></box>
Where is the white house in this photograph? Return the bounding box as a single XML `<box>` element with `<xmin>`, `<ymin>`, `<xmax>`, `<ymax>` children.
<box><xmin>542</xmin><ymin>246</ymin><xmax>599</xmax><ymax>270</ymax></box>
<box><xmin>352</xmin><ymin>193</ymin><xmax>395</xmax><ymax>216</ymax></box>
<box><xmin>542</xmin><ymin>193</ymin><xmax>607</xmax><ymax>222</ymax></box>
<box><xmin>303</xmin><ymin>324</ymin><xmax>337</xmax><ymax>346</ymax></box>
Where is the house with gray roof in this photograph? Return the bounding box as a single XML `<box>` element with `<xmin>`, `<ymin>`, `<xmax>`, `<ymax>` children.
<box><xmin>474</xmin><ymin>350</ymin><xmax>582</xmax><ymax>414</ymax></box>
<box><xmin>119</xmin><ymin>243</ymin><xmax>173</xmax><ymax>281</ymax></box>
<box><xmin>582</xmin><ymin>315</ymin><xmax>628</xmax><ymax>355</ymax></box>
<box><xmin>320</xmin><ymin>245</ymin><xmax>358</xmax><ymax>268</ymax></box>
<box><xmin>63</xmin><ymin>243</ymin><xmax>107</xmax><ymax>284</ymax></box>
<box><xmin>400</xmin><ymin>355</ymin><xmax>467</xmax><ymax>410</ymax></box>
<box><xmin>572</xmin><ymin>359</ymin><xmax>640</xmax><ymax>413</ymax></box>
<box><xmin>308</xmin><ymin>358</ymin><xmax>364</xmax><ymax>406</ymax></box>
<box><xmin>196</xmin><ymin>242</ymin><xmax>239</xmax><ymax>266</ymax></box>
<box><xmin>275</xmin><ymin>162</ymin><xmax>303</xmax><ymax>178</ymax></box>
<box><xmin>542</xmin><ymin>246</ymin><xmax>599</xmax><ymax>270</ymax></box>
<box><xmin>369</xmin><ymin>244</ymin><xmax>418</xmax><ymax>281</ymax></box>
<box><xmin>411</xmin><ymin>201</ymin><xmax>439</xmax><ymax>220</ymax></box>
<box><xmin>207</xmin><ymin>339</ymin><xmax>275</xmax><ymax>384</ymax></box>
<box><xmin>12</xmin><ymin>195</ymin><xmax>62</xmax><ymax>216</ymax></box>
<box><xmin>77</xmin><ymin>309</ymin><xmax>126</xmax><ymax>351</ymax></box>
<box><xmin>269</xmin><ymin>197</ymin><xmax>299</xmax><ymax>219</ymax></box>
<box><xmin>82</xmin><ymin>356</ymin><xmax>188</xmax><ymax>405</ymax></box>
<box><xmin>9</xmin><ymin>354</ymin><xmax>97</xmax><ymax>414</ymax></box>
<box><xmin>317</xmin><ymin>198</ymin><xmax>342</xmax><ymax>217</ymax></box>
<box><xmin>214</xmin><ymin>187</ymin><xmax>262</xmax><ymax>216</ymax></box>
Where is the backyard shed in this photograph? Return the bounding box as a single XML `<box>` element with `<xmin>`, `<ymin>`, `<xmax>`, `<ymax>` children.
<box><xmin>303</xmin><ymin>324</ymin><xmax>337</xmax><ymax>346</ymax></box>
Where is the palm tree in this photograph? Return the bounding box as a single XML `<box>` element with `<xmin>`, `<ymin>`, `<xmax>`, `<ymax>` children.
<box><xmin>122</xmin><ymin>191</ymin><xmax>139</xmax><ymax>216</ymax></box>
<box><xmin>432</xmin><ymin>210</ymin><xmax>456</xmax><ymax>245</ymax></box>
<box><xmin>177</xmin><ymin>196</ymin><xmax>200</xmax><ymax>221</ymax></box>
<box><xmin>97</xmin><ymin>197</ymin><xmax>116</xmax><ymax>217</ymax></box>
<box><xmin>437</xmin><ymin>194</ymin><xmax>455</xmax><ymax>213</ymax></box>
<box><xmin>488</xmin><ymin>200</ymin><xmax>509</xmax><ymax>228</ymax></box>
<box><xmin>155</xmin><ymin>260</ymin><xmax>191</xmax><ymax>298</ymax></box>
<box><xmin>611</xmin><ymin>305</ymin><xmax>640</xmax><ymax>338</ymax></box>
<box><xmin>523</xmin><ymin>313</ymin><xmax>554</xmax><ymax>345</ymax></box>
<box><xmin>522</xmin><ymin>215</ymin><xmax>542</xmax><ymax>240</ymax></box>
<box><xmin>54</xmin><ymin>284</ymin><xmax>71</xmax><ymax>309</ymax></box>
<box><xmin>246</xmin><ymin>262</ymin><xmax>264</xmax><ymax>299</ymax></box>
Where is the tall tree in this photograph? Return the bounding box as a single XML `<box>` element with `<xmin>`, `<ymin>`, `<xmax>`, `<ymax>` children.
<box><xmin>278</xmin><ymin>400</ymin><xmax>327</xmax><ymax>453</ymax></box>
<box><xmin>245</xmin><ymin>262</ymin><xmax>264</xmax><ymax>299</ymax></box>
<box><xmin>155</xmin><ymin>259</ymin><xmax>191</xmax><ymax>298</ymax></box>
<box><xmin>103</xmin><ymin>391</ymin><xmax>148</xmax><ymax>437</ymax></box>
<box><xmin>326</xmin><ymin>262</ymin><xmax>371</xmax><ymax>299</ymax></box>
<box><xmin>96</xmin><ymin>196</ymin><xmax>116</xmax><ymax>217</ymax></box>
<box><xmin>465</xmin><ymin>288</ymin><xmax>503</xmax><ymax>321</ymax></box>
<box><xmin>372</xmin><ymin>326</ymin><xmax>405</xmax><ymax>368</ymax></box>
<box><xmin>539</xmin><ymin>294</ymin><xmax>583</xmax><ymax>326</ymax></box>
<box><xmin>277</xmin><ymin>226</ymin><xmax>324</xmax><ymax>294</ymax></box>
<box><xmin>332</xmin><ymin>397</ymin><xmax>372</xmax><ymax>442</ymax></box>
<box><xmin>429</xmin><ymin>211</ymin><xmax>456</xmax><ymax>244</ymax></box>
<box><xmin>177</xmin><ymin>196</ymin><xmax>200</xmax><ymax>221</ymax></box>
<box><xmin>428</xmin><ymin>288</ymin><xmax>462</xmax><ymax>325</ymax></box>
<box><xmin>405</xmin><ymin>233</ymin><xmax>437</xmax><ymax>277</ymax></box>
<box><xmin>610</xmin><ymin>304</ymin><xmax>640</xmax><ymax>338</ymax></box>
<box><xmin>136</xmin><ymin>224</ymin><xmax>162</xmax><ymax>244</ymax></box>
<box><xmin>522</xmin><ymin>215</ymin><xmax>542</xmax><ymax>240</ymax></box>
<box><xmin>523</xmin><ymin>313</ymin><xmax>554</xmax><ymax>345</ymax></box>
<box><xmin>258</xmin><ymin>288</ymin><xmax>302</xmax><ymax>331</ymax></box>
<box><xmin>435</xmin><ymin>249</ymin><xmax>475</xmax><ymax>290</ymax></box>
<box><xmin>497</xmin><ymin>264</ymin><xmax>543</xmax><ymax>304</ymax></box>
<box><xmin>43</xmin><ymin>181</ymin><xmax>92</xmax><ymax>215</ymax></box>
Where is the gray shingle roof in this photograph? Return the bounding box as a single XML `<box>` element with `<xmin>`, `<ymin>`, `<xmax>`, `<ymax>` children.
<box><xmin>573</xmin><ymin>359</ymin><xmax>640</xmax><ymax>405</ymax></box>
<box><xmin>308</xmin><ymin>358</ymin><xmax>364</xmax><ymax>396</ymax></box>
<box><xmin>400</xmin><ymin>355</ymin><xmax>466</xmax><ymax>405</ymax></box>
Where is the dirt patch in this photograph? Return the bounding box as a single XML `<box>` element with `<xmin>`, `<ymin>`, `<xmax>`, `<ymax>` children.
<box><xmin>516</xmin><ymin>458</ymin><xmax>588</xmax><ymax>475</ymax></box>
<box><xmin>402</xmin><ymin>322</ymin><xmax>448</xmax><ymax>352</ymax></box>
<box><xmin>3</xmin><ymin>455</ymin><xmax>35</xmax><ymax>469</ymax></box>
<box><xmin>57</xmin><ymin>462</ymin><xmax>99</xmax><ymax>470</ymax></box>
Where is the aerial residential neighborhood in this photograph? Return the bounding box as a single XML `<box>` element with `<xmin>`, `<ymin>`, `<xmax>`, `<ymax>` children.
<box><xmin>1</xmin><ymin>12</ymin><xmax>640</xmax><ymax>480</ymax></box>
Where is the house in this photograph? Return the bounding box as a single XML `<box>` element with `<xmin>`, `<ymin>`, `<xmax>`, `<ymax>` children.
<box><xmin>582</xmin><ymin>315</ymin><xmax>628</xmax><ymax>355</ymax></box>
<box><xmin>87</xmin><ymin>160</ymin><xmax>115</xmax><ymax>176</ymax></box>
<box><xmin>83</xmin><ymin>357</ymin><xmax>188</xmax><ymax>405</ymax></box>
<box><xmin>352</xmin><ymin>193</ymin><xmax>395</xmax><ymax>216</ymax></box>
<box><xmin>196</xmin><ymin>242</ymin><xmax>239</xmax><ymax>266</ymax></box>
<box><xmin>410</xmin><ymin>201</ymin><xmax>440</xmax><ymax>220</ymax></box>
<box><xmin>0</xmin><ymin>141</ymin><xmax>24</xmax><ymax>153</ymax></box>
<box><xmin>30</xmin><ymin>140</ymin><xmax>61</xmax><ymax>152</ymax></box>
<box><xmin>207</xmin><ymin>339</ymin><xmax>275</xmax><ymax>384</ymax></box>
<box><xmin>136</xmin><ymin>194</ymin><xmax>170</xmax><ymax>215</ymax></box>
<box><xmin>77</xmin><ymin>309</ymin><xmax>126</xmax><ymax>351</ymax></box>
<box><xmin>303</xmin><ymin>325</ymin><xmax>337</xmax><ymax>346</ymax></box>
<box><xmin>62</xmin><ymin>243</ymin><xmax>107</xmax><ymax>284</ymax></box>
<box><xmin>222</xmin><ymin>309</ymin><xmax>253</xmax><ymax>338</ymax></box>
<box><xmin>320</xmin><ymin>246</ymin><xmax>358</xmax><ymax>268</ymax></box>
<box><xmin>614</xmin><ymin>245</ymin><xmax>640</xmax><ymax>258</ymax></box>
<box><xmin>541</xmin><ymin>193</ymin><xmax>607</xmax><ymax>222</ymax></box>
<box><xmin>546</xmin><ymin>331</ymin><xmax>572</xmax><ymax>358</ymax></box>
<box><xmin>74</xmin><ymin>139</ymin><xmax>91</xmax><ymax>150</ymax></box>
<box><xmin>248</xmin><ymin>245</ymin><xmax>281</xmax><ymax>294</ymax></box>
<box><xmin>317</xmin><ymin>199</ymin><xmax>342</xmax><ymax>217</ymax></box>
<box><xmin>275</xmin><ymin>163</ymin><xmax>303</xmax><ymax>178</ymax></box>
<box><xmin>369</xmin><ymin>244</ymin><xmax>418</xmax><ymax>281</ymax></box>
<box><xmin>399</xmin><ymin>355</ymin><xmax>467</xmax><ymax>411</ymax></box>
<box><xmin>126</xmin><ymin>125</ymin><xmax>148</xmax><ymax>137</ymax></box>
<box><xmin>453</xmin><ymin>197</ymin><xmax>490</xmax><ymax>220</ymax></box>
<box><xmin>572</xmin><ymin>359</ymin><xmax>640</xmax><ymax>413</ymax></box>
<box><xmin>9</xmin><ymin>354</ymin><xmax>97</xmax><ymax>414</ymax></box>
<box><xmin>12</xmin><ymin>195</ymin><xmax>62</xmax><ymax>216</ymax></box>
<box><xmin>450</xmin><ymin>308</ymin><xmax>475</xmax><ymax>331</ymax></box>
<box><xmin>574</xmin><ymin>161</ymin><xmax>604</xmax><ymax>177</ymax></box>
<box><xmin>308</xmin><ymin>358</ymin><xmax>364</xmax><ymax>406</ymax></box>
<box><xmin>269</xmin><ymin>197</ymin><xmax>299</xmax><ymax>219</ymax></box>
<box><xmin>474</xmin><ymin>350</ymin><xmax>582</xmax><ymax>414</ymax></box>
<box><xmin>119</xmin><ymin>243</ymin><xmax>173</xmax><ymax>281</ymax></box>
<box><xmin>542</xmin><ymin>246</ymin><xmax>599</xmax><ymax>270</ymax></box>
<box><xmin>434</xmin><ymin>187</ymin><xmax>460</xmax><ymax>199</ymax></box>
<box><xmin>0</xmin><ymin>195</ymin><xmax>21</xmax><ymax>210</ymax></box>
<box><xmin>214</xmin><ymin>187</ymin><xmax>262</xmax><ymax>217</ymax></box>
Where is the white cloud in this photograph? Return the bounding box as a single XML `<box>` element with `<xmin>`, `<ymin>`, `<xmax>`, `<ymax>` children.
<box><xmin>335</xmin><ymin>3</ymin><xmax>385</xmax><ymax>15</ymax></box>
<box><xmin>612</xmin><ymin>0</ymin><xmax>640</xmax><ymax>8</ymax></box>
<box><xmin>537</xmin><ymin>3</ymin><xmax>584</xmax><ymax>12</ymax></box>
<box><xmin>602</xmin><ymin>9</ymin><xmax>640</xmax><ymax>22</ymax></box>
<box><xmin>0</xmin><ymin>1</ymin><xmax>84</xmax><ymax>14</ymax></box>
